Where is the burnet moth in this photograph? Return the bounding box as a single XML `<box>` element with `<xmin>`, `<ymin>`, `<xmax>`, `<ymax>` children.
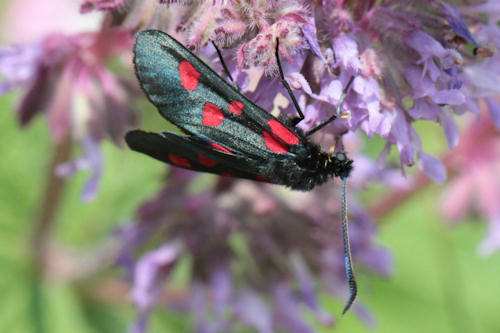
<box><xmin>125</xmin><ymin>29</ymin><xmax>357</xmax><ymax>313</ymax></box>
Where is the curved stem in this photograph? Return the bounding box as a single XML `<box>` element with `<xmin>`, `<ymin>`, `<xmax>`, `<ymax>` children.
<box><xmin>30</xmin><ymin>137</ymin><xmax>72</xmax><ymax>333</ymax></box>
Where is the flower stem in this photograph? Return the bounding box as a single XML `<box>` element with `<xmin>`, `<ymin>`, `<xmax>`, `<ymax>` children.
<box><xmin>30</xmin><ymin>137</ymin><xmax>72</xmax><ymax>333</ymax></box>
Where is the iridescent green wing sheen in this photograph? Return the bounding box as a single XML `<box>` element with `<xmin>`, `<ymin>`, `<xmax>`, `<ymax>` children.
<box><xmin>133</xmin><ymin>29</ymin><xmax>309</xmax><ymax>160</ymax></box>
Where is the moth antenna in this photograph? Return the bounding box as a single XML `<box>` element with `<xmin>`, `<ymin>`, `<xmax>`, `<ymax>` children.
<box><xmin>341</xmin><ymin>176</ymin><xmax>357</xmax><ymax>314</ymax></box>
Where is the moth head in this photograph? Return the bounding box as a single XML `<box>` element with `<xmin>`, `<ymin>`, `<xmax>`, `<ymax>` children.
<box><xmin>330</xmin><ymin>152</ymin><xmax>353</xmax><ymax>179</ymax></box>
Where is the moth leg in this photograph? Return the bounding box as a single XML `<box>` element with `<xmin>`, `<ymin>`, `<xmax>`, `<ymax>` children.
<box><xmin>212</xmin><ymin>41</ymin><xmax>241</xmax><ymax>91</ymax></box>
<box><xmin>275</xmin><ymin>38</ymin><xmax>305</xmax><ymax>126</ymax></box>
<box><xmin>305</xmin><ymin>76</ymin><xmax>355</xmax><ymax>137</ymax></box>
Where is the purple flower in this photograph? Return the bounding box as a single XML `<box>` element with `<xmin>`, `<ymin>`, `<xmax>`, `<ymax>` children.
<box><xmin>440</xmin><ymin>110</ymin><xmax>500</xmax><ymax>256</ymax></box>
<box><xmin>132</xmin><ymin>241</ymin><xmax>183</xmax><ymax>310</ymax></box>
<box><xmin>117</xmin><ymin>174</ymin><xmax>391</xmax><ymax>333</ymax></box>
<box><xmin>464</xmin><ymin>1</ymin><xmax>500</xmax><ymax>27</ymax></box>
<box><xmin>80</xmin><ymin>0</ymin><xmax>126</xmax><ymax>13</ymax></box>
<box><xmin>1</xmin><ymin>27</ymin><xmax>137</xmax><ymax>200</ymax></box>
<box><xmin>0</xmin><ymin>43</ymin><xmax>42</xmax><ymax>93</ymax></box>
<box><xmin>55</xmin><ymin>136</ymin><xmax>103</xmax><ymax>202</ymax></box>
<box><xmin>116</xmin><ymin>1</ymin><xmax>498</xmax><ymax>184</ymax></box>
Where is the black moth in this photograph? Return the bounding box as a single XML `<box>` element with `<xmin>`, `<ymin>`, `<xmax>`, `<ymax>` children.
<box><xmin>125</xmin><ymin>29</ymin><xmax>357</xmax><ymax>313</ymax></box>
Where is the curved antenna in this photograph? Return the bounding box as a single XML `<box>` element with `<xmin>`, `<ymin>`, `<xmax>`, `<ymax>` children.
<box><xmin>341</xmin><ymin>176</ymin><xmax>357</xmax><ymax>314</ymax></box>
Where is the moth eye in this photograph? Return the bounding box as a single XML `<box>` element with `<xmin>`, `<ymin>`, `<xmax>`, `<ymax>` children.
<box><xmin>336</xmin><ymin>152</ymin><xmax>346</xmax><ymax>161</ymax></box>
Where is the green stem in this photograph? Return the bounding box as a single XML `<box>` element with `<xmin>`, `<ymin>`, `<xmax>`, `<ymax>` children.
<box><xmin>30</xmin><ymin>137</ymin><xmax>72</xmax><ymax>333</ymax></box>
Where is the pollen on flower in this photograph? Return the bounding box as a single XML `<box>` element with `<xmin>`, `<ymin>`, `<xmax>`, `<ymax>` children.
<box><xmin>340</xmin><ymin>110</ymin><xmax>351</xmax><ymax>120</ymax></box>
<box><xmin>360</xmin><ymin>49</ymin><xmax>382</xmax><ymax>78</ymax></box>
<box><xmin>475</xmin><ymin>42</ymin><xmax>496</xmax><ymax>59</ymax></box>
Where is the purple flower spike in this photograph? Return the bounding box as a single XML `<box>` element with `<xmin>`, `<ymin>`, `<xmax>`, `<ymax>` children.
<box><xmin>485</xmin><ymin>97</ymin><xmax>500</xmax><ymax>130</ymax></box>
<box><xmin>291</xmin><ymin>253</ymin><xmax>334</xmax><ymax>326</ymax></box>
<box><xmin>478</xmin><ymin>214</ymin><xmax>500</xmax><ymax>256</ymax></box>
<box><xmin>272</xmin><ymin>284</ymin><xmax>315</xmax><ymax>333</ymax></box>
<box><xmin>418</xmin><ymin>151</ymin><xmax>447</xmax><ymax>184</ymax></box>
<box><xmin>132</xmin><ymin>241</ymin><xmax>183</xmax><ymax>310</ymax></box>
<box><xmin>0</xmin><ymin>43</ymin><xmax>42</xmax><ymax>93</ymax></box>
<box><xmin>210</xmin><ymin>267</ymin><xmax>232</xmax><ymax>327</ymax></box>
<box><xmin>302</xmin><ymin>22</ymin><xmax>326</xmax><ymax>64</ymax></box>
<box><xmin>465</xmin><ymin>1</ymin><xmax>500</xmax><ymax>26</ymax></box>
<box><xmin>439</xmin><ymin>2</ymin><xmax>478</xmax><ymax>46</ymax></box>
<box><xmin>80</xmin><ymin>0</ymin><xmax>126</xmax><ymax>13</ymax></box>
<box><xmin>333</xmin><ymin>35</ymin><xmax>361</xmax><ymax>75</ymax></box>
<box><xmin>116</xmin><ymin>169</ymin><xmax>392</xmax><ymax>332</ymax></box>
<box><xmin>234</xmin><ymin>291</ymin><xmax>273</xmax><ymax>333</ymax></box>
<box><xmin>1</xmin><ymin>27</ymin><xmax>137</xmax><ymax>200</ymax></box>
<box><xmin>55</xmin><ymin>136</ymin><xmax>103</xmax><ymax>202</ymax></box>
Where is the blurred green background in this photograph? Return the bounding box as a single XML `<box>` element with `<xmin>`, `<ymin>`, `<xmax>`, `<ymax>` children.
<box><xmin>1</xmin><ymin>85</ymin><xmax>500</xmax><ymax>333</ymax></box>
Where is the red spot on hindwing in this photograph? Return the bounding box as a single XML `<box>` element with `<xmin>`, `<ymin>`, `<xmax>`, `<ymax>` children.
<box><xmin>267</xmin><ymin>119</ymin><xmax>299</xmax><ymax>145</ymax></box>
<box><xmin>220</xmin><ymin>172</ymin><xmax>231</xmax><ymax>177</ymax></box>
<box><xmin>198</xmin><ymin>153</ymin><xmax>217</xmax><ymax>167</ymax></box>
<box><xmin>202</xmin><ymin>102</ymin><xmax>224</xmax><ymax>127</ymax></box>
<box><xmin>263</xmin><ymin>131</ymin><xmax>288</xmax><ymax>153</ymax></box>
<box><xmin>178</xmin><ymin>61</ymin><xmax>200</xmax><ymax>90</ymax></box>
<box><xmin>168</xmin><ymin>154</ymin><xmax>191</xmax><ymax>168</ymax></box>
<box><xmin>210</xmin><ymin>142</ymin><xmax>233</xmax><ymax>154</ymax></box>
<box><xmin>255</xmin><ymin>174</ymin><xmax>271</xmax><ymax>182</ymax></box>
<box><xmin>229</xmin><ymin>100</ymin><xmax>244</xmax><ymax>115</ymax></box>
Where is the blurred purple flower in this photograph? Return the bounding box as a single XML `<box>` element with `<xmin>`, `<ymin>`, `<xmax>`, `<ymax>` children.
<box><xmin>1</xmin><ymin>28</ymin><xmax>136</xmax><ymax>141</ymax></box>
<box><xmin>441</xmin><ymin>110</ymin><xmax>500</xmax><ymax>256</ymax></box>
<box><xmin>55</xmin><ymin>136</ymin><xmax>103</xmax><ymax>202</ymax></box>
<box><xmin>117</xmin><ymin>171</ymin><xmax>391</xmax><ymax>333</ymax></box>
<box><xmin>0</xmin><ymin>27</ymin><xmax>137</xmax><ymax>200</ymax></box>
<box><xmin>80</xmin><ymin>0</ymin><xmax>126</xmax><ymax>13</ymax></box>
<box><xmin>0</xmin><ymin>43</ymin><xmax>42</xmax><ymax>93</ymax></box>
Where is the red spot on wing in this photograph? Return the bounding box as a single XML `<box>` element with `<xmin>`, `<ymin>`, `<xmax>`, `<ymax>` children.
<box><xmin>263</xmin><ymin>131</ymin><xmax>288</xmax><ymax>153</ymax></box>
<box><xmin>255</xmin><ymin>174</ymin><xmax>271</xmax><ymax>182</ymax></box>
<box><xmin>220</xmin><ymin>172</ymin><xmax>231</xmax><ymax>177</ymax></box>
<box><xmin>268</xmin><ymin>119</ymin><xmax>299</xmax><ymax>145</ymax></box>
<box><xmin>229</xmin><ymin>100</ymin><xmax>244</xmax><ymax>115</ymax></box>
<box><xmin>210</xmin><ymin>142</ymin><xmax>233</xmax><ymax>154</ymax></box>
<box><xmin>178</xmin><ymin>61</ymin><xmax>200</xmax><ymax>90</ymax></box>
<box><xmin>168</xmin><ymin>153</ymin><xmax>191</xmax><ymax>167</ymax></box>
<box><xmin>203</xmin><ymin>102</ymin><xmax>224</xmax><ymax>127</ymax></box>
<box><xmin>198</xmin><ymin>153</ymin><xmax>217</xmax><ymax>167</ymax></box>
